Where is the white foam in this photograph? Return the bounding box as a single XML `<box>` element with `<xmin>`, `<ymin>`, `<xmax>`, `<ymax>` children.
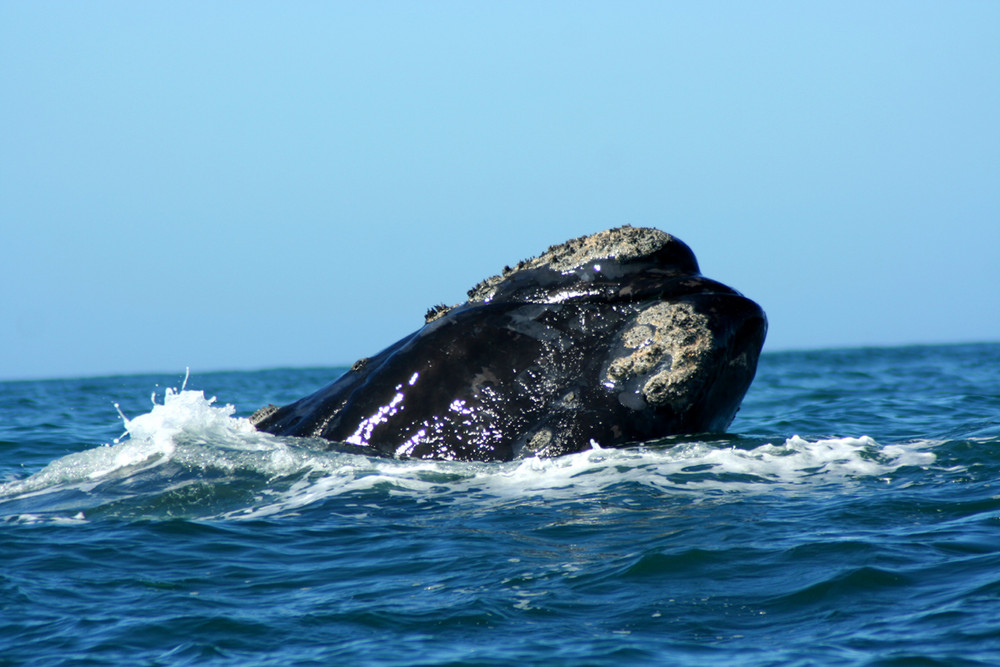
<box><xmin>233</xmin><ymin>435</ymin><xmax>939</xmax><ymax>519</ymax></box>
<box><xmin>464</xmin><ymin>434</ymin><xmax>936</xmax><ymax>498</ymax></box>
<box><xmin>0</xmin><ymin>386</ymin><xmax>939</xmax><ymax>522</ymax></box>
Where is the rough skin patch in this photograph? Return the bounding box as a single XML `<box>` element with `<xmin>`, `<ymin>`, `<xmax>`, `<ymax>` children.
<box><xmin>607</xmin><ymin>302</ymin><xmax>713</xmax><ymax>410</ymax></box>
<box><xmin>426</xmin><ymin>226</ymin><xmax>682</xmax><ymax>322</ymax></box>
<box><xmin>249</xmin><ymin>404</ymin><xmax>279</xmax><ymax>426</ymax></box>
<box><xmin>526</xmin><ymin>428</ymin><xmax>552</xmax><ymax>453</ymax></box>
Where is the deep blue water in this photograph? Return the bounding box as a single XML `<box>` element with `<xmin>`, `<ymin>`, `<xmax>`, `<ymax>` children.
<box><xmin>2</xmin><ymin>343</ymin><xmax>1000</xmax><ymax>666</ymax></box>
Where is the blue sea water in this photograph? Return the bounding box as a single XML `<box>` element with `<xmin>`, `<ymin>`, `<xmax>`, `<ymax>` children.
<box><xmin>2</xmin><ymin>343</ymin><xmax>1000</xmax><ymax>666</ymax></box>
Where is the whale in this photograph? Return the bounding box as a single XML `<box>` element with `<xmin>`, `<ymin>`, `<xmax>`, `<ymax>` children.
<box><xmin>250</xmin><ymin>226</ymin><xmax>767</xmax><ymax>461</ymax></box>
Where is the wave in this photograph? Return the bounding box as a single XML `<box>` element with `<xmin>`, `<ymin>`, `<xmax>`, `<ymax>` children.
<box><xmin>0</xmin><ymin>387</ymin><xmax>937</xmax><ymax>524</ymax></box>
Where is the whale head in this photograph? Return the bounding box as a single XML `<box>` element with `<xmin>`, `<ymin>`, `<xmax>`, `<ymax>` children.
<box><xmin>252</xmin><ymin>226</ymin><xmax>767</xmax><ymax>461</ymax></box>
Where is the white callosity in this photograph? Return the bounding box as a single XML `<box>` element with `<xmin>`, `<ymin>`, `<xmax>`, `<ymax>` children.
<box><xmin>606</xmin><ymin>302</ymin><xmax>714</xmax><ymax>411</ymax></box>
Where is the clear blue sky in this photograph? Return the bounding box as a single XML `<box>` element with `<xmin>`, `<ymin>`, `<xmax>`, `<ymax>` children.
<box><xmin>2</xmin><ymin>2</ymin><xmax>998</xmax><ymax>380</ymax></box>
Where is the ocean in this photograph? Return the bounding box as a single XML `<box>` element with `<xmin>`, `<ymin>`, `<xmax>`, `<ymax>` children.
<box><xmin>2</xmin><ymin>342</ymin><xmax>999</xmax><ymax>666</ymax></box>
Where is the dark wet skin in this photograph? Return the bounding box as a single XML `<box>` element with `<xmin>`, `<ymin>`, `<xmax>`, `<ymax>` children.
<box><xmin>251</xmin><ymin>227</ymin><xmax>767</xmax><ymax>461</ymax></box>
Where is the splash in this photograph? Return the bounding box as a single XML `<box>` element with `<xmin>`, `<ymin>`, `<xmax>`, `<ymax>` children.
<box><xmin>1</xmin><ymin>387</ymin><xmax>262</xmax><ymax>499</ymax></box>
<box><xmin>0</xmin><ymin>384</ymin><xmax>937</xmax><ymax>523</ymax></box>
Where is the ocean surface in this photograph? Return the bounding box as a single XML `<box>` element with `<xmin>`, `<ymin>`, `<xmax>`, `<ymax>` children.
<box><xmin>2</xmin><ymin>342</ymin><xmax>1000</xmax><ymax>666</ymax></box>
